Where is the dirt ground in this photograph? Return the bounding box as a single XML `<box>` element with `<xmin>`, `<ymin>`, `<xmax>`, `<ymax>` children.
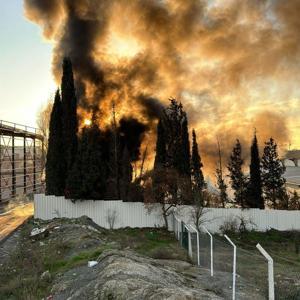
<box><xmin>0</xmin><ymin>216</ymin><xmax>269</xmax><ymax>300</ymax></box>
<box><xmin>0</xmin><ymin>202</ymin><xmax>33</xmax><ymax>241</ymax></box>
<box><xmin>0</xmin><ymin>215</ymin><xmax>299</xmax><ymax>299</ymax></box>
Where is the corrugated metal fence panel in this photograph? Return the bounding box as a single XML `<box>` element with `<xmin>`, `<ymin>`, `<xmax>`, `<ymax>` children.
<box><xmin>34</xmin><ymin>194</ymin><xmax>300</xmax><ymax>231</ymax></box>
<box><xmin>34</xmin><ymin>194</ymin><xmax>166</xmax><ymax>229</ymax></box>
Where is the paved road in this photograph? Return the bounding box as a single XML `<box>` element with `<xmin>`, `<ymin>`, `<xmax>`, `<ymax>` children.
<box><xmin>0</xmin><ymin>202</ymin><xmax>33</xmax><ymax>241</ymax></box>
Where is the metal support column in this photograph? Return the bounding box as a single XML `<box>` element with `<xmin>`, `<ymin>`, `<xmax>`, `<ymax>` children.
<box><xmin>0</xmin><ymin>132</ymin><xmax>2</xmax><ymax>200</ymax></box>
<box><xmin>23</xmin><ymin>137</ymin><xmax>27</xmax><ymax>193</ymax></box>
<box><xmin>33</xmin><ymin>138</ymin><xmax>36</xmax><ymax>192</ymax></box>
<box><xmin>12</xmin><ymin>133</ymin><xmax>16</xmax><ymax>197</ymax></box>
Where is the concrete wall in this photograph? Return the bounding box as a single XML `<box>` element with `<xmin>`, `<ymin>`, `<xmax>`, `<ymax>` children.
<box><xmin>34</xmin><ymin>194</ymin><xmax>300</xmax><ymax>232</ymax></box>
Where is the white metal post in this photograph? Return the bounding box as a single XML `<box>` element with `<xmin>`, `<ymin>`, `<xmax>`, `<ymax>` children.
<box><xmin>224</xmin><ymin>234</ymin><xmax>236</xmax><ymax>300</ymax></box>
<box><xmin>173</xmin><ymin>213</ymin><xmax>176</xmax><ymax>232</ymax></box>
<box><xmin>190</xmin><ymin>225</ymin><xmax>200</xmax><ymax>266</ymax></box>
<box><xmin>256</xmin><ymin>243</ymin><xmax>275</xmax><ymax>300</ymax></box>
<box><xmin>187</xmin><ymin>227</ymin><xmax>192</xmax><ymax>258</ymax></box>
<box><xmin>174</xmin><ymin>215</ymin><xmax>180</xmax><ymax>240</ymax></box>
<box><xmin>174</xmin><ymin>215</ymin><xmax>177</xmax><ymax>240</ymax></box>
<box><xmin>180</xmin><ymin>221</ymin><xmax>182</xmax><ymax>243</ymax></box>
<box><xmin>177</xmin><ymin>218</ymin><xmax>180</xmax><ymax>240</ymax></box>
<box><xmin>203</xmin><ymin>226</ymin><xmax>213</xmax><ymax>276</ymax></box>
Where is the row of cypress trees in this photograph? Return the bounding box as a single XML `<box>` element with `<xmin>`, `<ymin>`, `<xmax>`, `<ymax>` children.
<box><xmin>153</xmin><ymin>99</ymin><xmax>205</xmax><ymax>205</ymax></box>
<box><xmin>65</xmin><ymin>120</ymin><xmax>133</xmax><ymax>201</ymax></box>
<box><xmin>46</xmin><ymin>58</ymin><xmax>135</xmax><ymax>200</ymax></box>
<box><xmin>227</xmin><ymin>135</ymin><xmax>287</xmax><ymax>209</ymax></box>
<box><xmin>46</xmin><ymin>60</ymin><xmax>288</xmax><ymax>208</ymax></box>
<box><xmin>153</xmin><ymin>99</ymin><xmax>289</xmax><ymax>210</ymax></box>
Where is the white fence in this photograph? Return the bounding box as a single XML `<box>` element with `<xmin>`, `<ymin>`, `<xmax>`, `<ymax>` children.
<box><xmin>34</xmin><ymin>194</ymin><xmax>300</xmax><ymax>232</ymax></box>
<box><xmin>34</xmin><ymin>194</ymin><xmax>168</xmax><ymax>229</ymax></box>
<box><xmin>174</xmin><ymin>206</ymin><xmax>300</xmax><ymax>232</ymax></box>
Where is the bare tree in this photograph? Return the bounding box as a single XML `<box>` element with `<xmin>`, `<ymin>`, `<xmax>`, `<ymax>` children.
<box><xmin>106</xmin><ymin>208</ymin><xmax>118</xmax><ymax>229</ymax></box>
<box><xmin>36</xmin><ymin>99</ymin><xmax>53</xmax><ymax>172</ymax></box>
<box><xmin>215</xmin><ymin>139</ymin><xmax>228</xmax><ymax>207</ymax></box>
<box><xmin>144</xmin><ymin>167</ymin><xmax>191</xmax><ymax>228</ymax></box>
<box><xmin>190</xmin><ymin>190</ymin><xmax>211</xmax><ymax>231</ymax></box>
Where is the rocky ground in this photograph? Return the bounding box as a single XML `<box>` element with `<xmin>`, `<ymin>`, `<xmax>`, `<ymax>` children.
<box><xmin>0</xmin><ymin>216</ymin><xmax>266</xmax><ymax>299</ymax></box>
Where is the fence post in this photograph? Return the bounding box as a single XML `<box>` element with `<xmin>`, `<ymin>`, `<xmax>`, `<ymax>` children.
<box><xmin>173</xmin><ymin>213</ymin><xmax>176</xmax><ymax>232</ymax></box>
<box><xmin>203</xmin><ymin>226</ymin><xmax>213</xmax><ymax>276</ymax></box>
<box><xmin>176</xmin><ymin>216</ymin><xmax>181</xmax><ymax>240</ymax></box>
<box><xmin>181</xmin><ymin>220</ymin><xmax>184</xmax><ymax>246</ymax></box>
<box><xmin>187</xmin><ymin>225</ymin><xmax>192</xmax><ymax>258</ymax></box>
<box><xmin>256</xmin><ymin>243</ymin><xmax>275</xmax><ymax>300</ymax></box>
<box><xmin>224</xmin><ymin>234</ymin><xmax>236</xmax><ymax>300</ymax></box>
<box><xmin>189</xmin><ymin>225</ymin><xmax>200</xmax><ymax>266</ymax></box>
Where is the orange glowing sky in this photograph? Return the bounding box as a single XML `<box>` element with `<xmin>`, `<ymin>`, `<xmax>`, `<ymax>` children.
<box><xmin>1</xmin><ymin>1</ymin><xmax>299</xmax><ymax>173</ymax></box>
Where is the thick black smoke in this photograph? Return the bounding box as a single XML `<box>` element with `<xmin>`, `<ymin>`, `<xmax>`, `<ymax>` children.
<box><xmin>119</xmin><ymin>117</ymin><xmax>148</xmax><ymax>161</ymax></box>
<box><xmin>137</xmin><ymin>95</ymin><xmax>164</xmax><ymax>120</ymax></box>
<box><xmin>24</xmin><ymin>0</ymin><xmax>299</xmax><ymax>174</ymax></box>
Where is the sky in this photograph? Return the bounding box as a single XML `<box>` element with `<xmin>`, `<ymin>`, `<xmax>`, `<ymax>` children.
<box><xmin>0</xmin><ymin>1</ymin><xmax>55</xmax><ymax>128</ymax></box>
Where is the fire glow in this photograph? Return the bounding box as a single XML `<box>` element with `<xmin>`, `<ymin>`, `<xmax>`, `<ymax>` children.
<box><xmin>24</xmin><ymin>0</ymin><xmax>300</xmax><ymax>173</ymax></box>
<box><xmin>83</xmin><ymin>119</ymin><xmax>92</xmax><ymax>127</ymax></box>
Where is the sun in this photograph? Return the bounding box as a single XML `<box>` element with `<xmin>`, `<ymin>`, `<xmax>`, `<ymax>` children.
<box><xmin>84</xmin><ymin>119</ymin><xmax>92</xmax><ymax>126</ymax></box>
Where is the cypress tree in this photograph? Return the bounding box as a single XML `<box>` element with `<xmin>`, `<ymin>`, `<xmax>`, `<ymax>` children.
<box><xmin>191</xmin><ymin>129</ymin><xmax>205</xmax><ymax>191</ymax></box>
<box><xmin>65</xmin><ymin>128</ymin><xmax>86</xmax><ymax>200</ymax></box>
<box><xmin>154</xmin><ymin>118</ymin><xmax>166</xmax><ymax>170</ymax></box>
<box><xmin>105</xmin><ymin>129</ymin><xmax>120</xmax><ymax>199</ymax></box>
<box><xmin>120</xmin><ymin>146</ymin><xmax>132</xmax><ymax>201</ymax></box>
<box><xmin>46</xmin><ymin>90</ymin><xmax>65</xmax><ymax>196</ymax></box>
<box><xmin>153</xmin><ymin>99</ymin><xmax>192</xmax><ymax>204</ymax></box>
<box><xmin>181</xmin><ymin>115</ymin><xmax>191</xmax><ymax>176</ymax></box>
<box><xmin>163</xmin><ymin>99</ymin><xmax>191</xmax><ymax>176</ymax></box>
<box><xmin>82</xmin><ymin>123</ymin><xmax>106</xmax><ymax>199</ymax></box>
<box><xmin>66</xmin><ymin>123</ymin><xmax>106</xmax><ymax>200</ymax></box>
<box><xmin>61</xmin><ymin>57</ymin><xmax>78</xmax><ymax>182</ymax></box>
<box><xmin>228</xmin><ymin>139</ymin><xmax>247</xmax><ymax>207</ymax></box>
<box><xmin>216</xmin><ymin>140</ymin><xmax>228</xmax><ymax>207</ymax></box>
<box><xmin>261</xmin><ymin>138</ymin><xmax>286</xmax><ymax>209</ymax></box>
<box><xmin>247</xmin><ymin>131</ymin><xmax>264</xmax><ymax>208</ymax></box>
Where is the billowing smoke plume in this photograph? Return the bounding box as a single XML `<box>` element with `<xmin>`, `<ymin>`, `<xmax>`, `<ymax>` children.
<box><xmin>24</xmin><ymin>0</ymin><xmax>300</xmax><ymax>175</ymax></box>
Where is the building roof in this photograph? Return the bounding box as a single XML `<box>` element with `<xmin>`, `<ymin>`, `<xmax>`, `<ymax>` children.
<box><xmin>284</xmin><ymin>166</ymin><xmax>300</xmax><ymax>186</ymax></box>
<box><xmin>285</xmin><ymin>150</ymin><xmax>300</xmax><ymax>160</ymax></box>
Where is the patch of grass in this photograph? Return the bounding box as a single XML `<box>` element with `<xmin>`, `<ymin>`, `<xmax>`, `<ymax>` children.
<box><xmin>0</xmin><ymin>218</ymin><xmax>112</xmax><ymax>299</ymax></box>
<box><xmin>217</xmin><ymin>228</ymin><xmax>300</xmax><ymax>298</ymax></box>
<box><xmin>0</xmin><ymin>219</ymin><xmax>188</xmax><ymax>299</ymax></box>
<box><xmin>44</xmin><ymin>247</ymin><xmax>108</xmax><ymax>273</ymax></box>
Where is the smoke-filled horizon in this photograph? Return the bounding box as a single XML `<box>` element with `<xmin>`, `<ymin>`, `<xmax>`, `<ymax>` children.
<box><xmin>24</xmin><ymin>0</ymin><xmax>300</xmax><ymax>176</ymax></box>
